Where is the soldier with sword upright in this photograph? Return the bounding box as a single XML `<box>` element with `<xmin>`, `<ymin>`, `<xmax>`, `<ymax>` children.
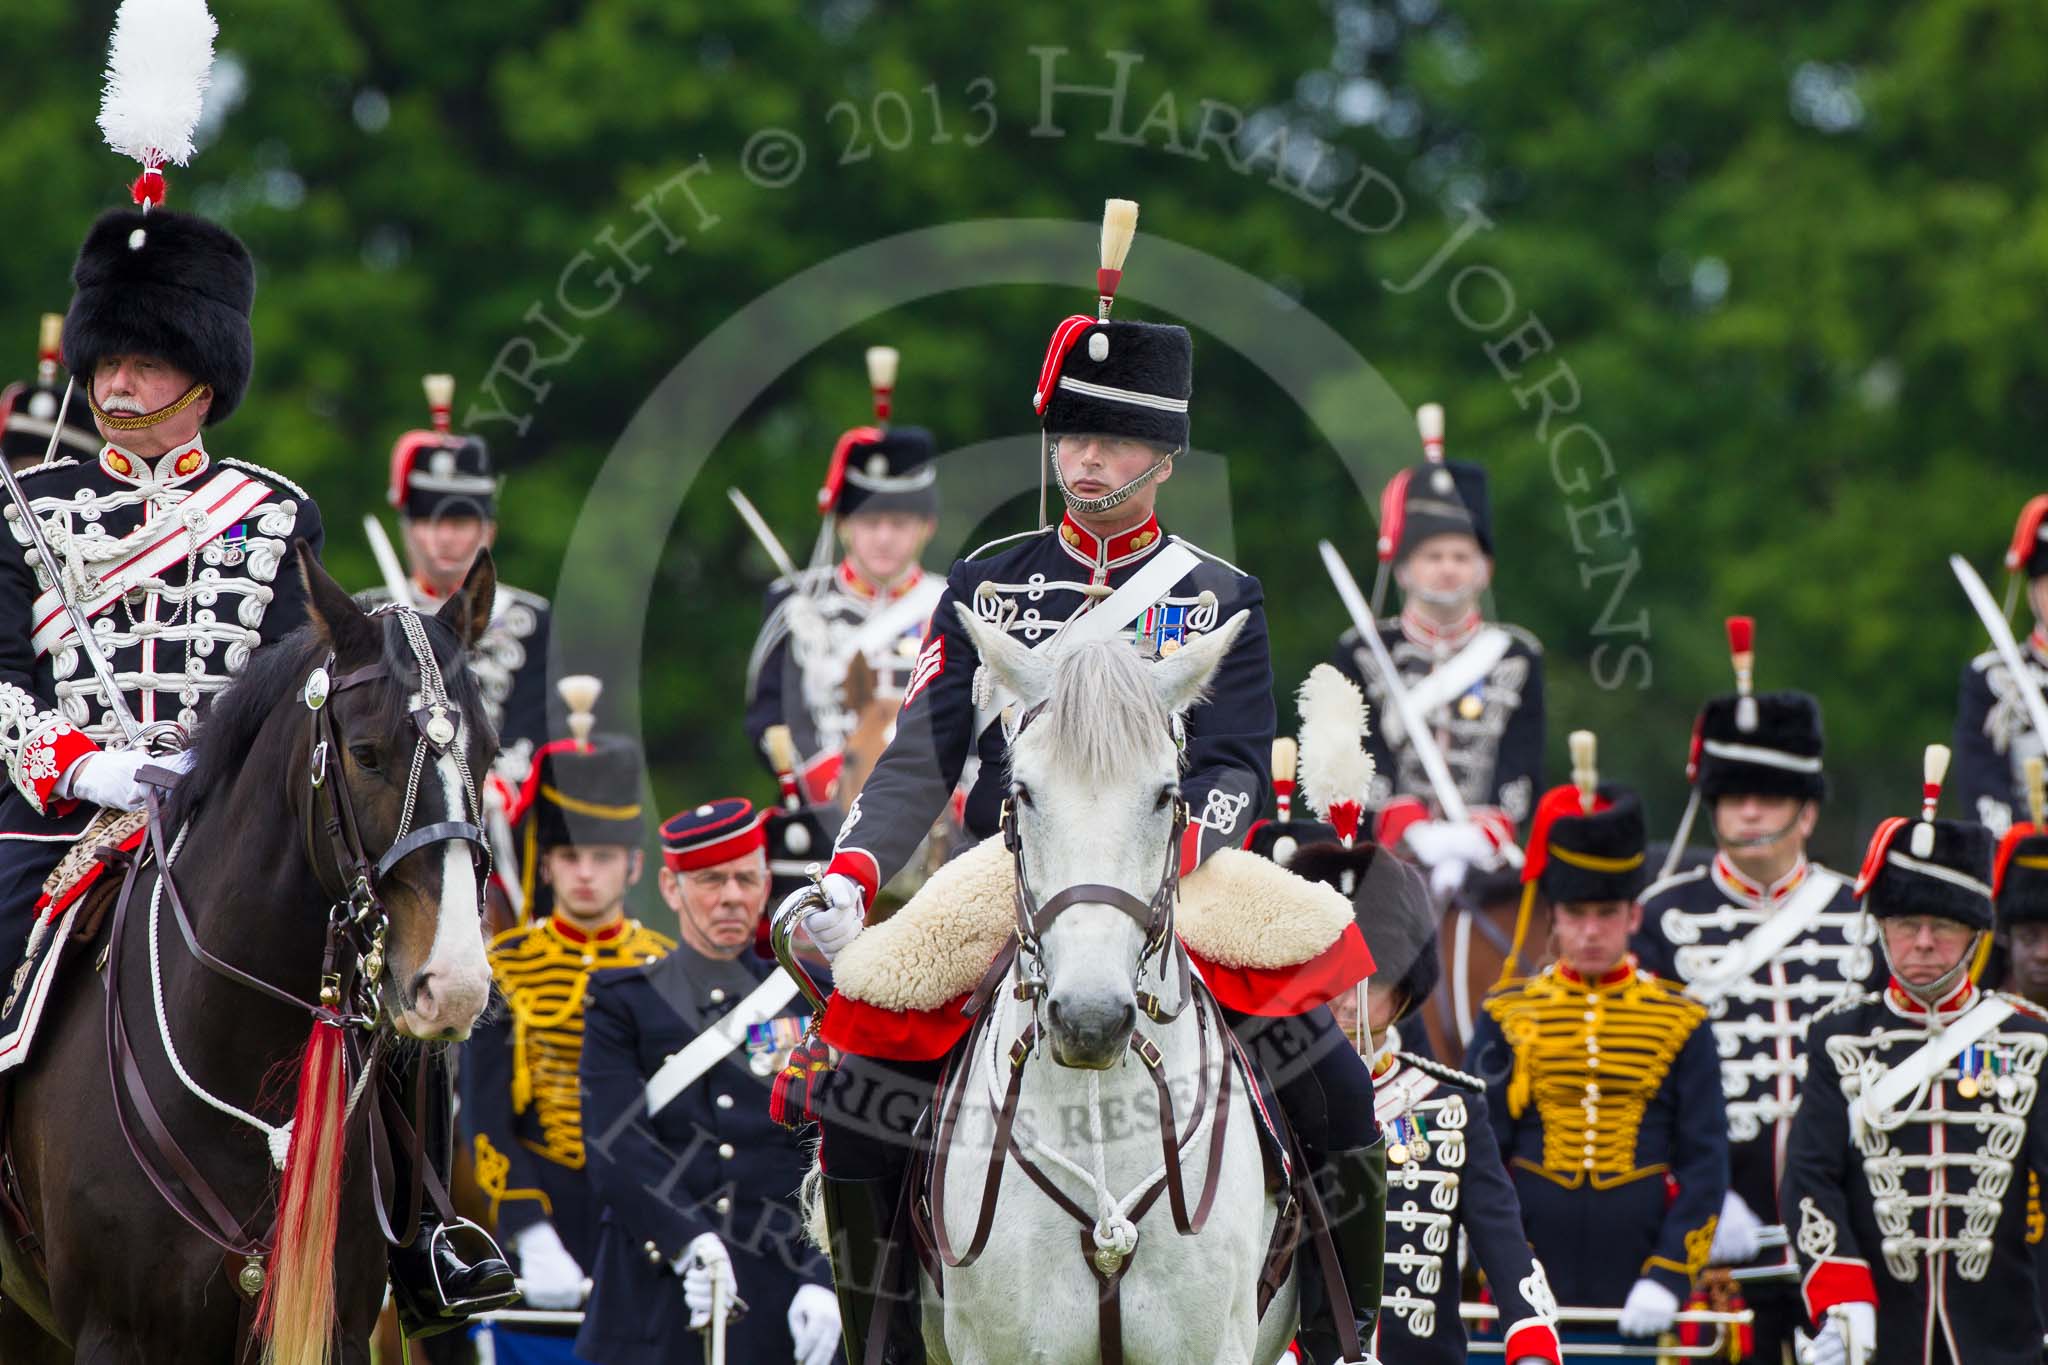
<box><xmin>0</xmin><ymin>0</ymin><xmax>514</xmax><ymax>1331</ymax></box>
<box><xmin>1955</xmin><ymin>501</ymin><xmax>2048</xmax><ymax>837</ymax></box>
<box><xmin>743</xmin><ymin>346</ymin><xmax>944</xmax><ymax>804</ymax></box>
<box><xmin>1328</xmin><ymin>404</ymin><xmax>1545</xmax><ymax>900</ymax></box>
<box><xmin>363</xmin><ymin>374</ymin><xmax>551</xmax><ymax>923</ymax></box>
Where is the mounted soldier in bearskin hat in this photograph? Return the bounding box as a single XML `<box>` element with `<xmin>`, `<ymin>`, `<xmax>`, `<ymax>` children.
<box><xmin>364</xmin><ymin>374</ymin><xmax>553</xmax><ymax>800</ymax></box>
<box><xmin>1466</xmin><ymin>735</ymin><xmax>1728</xmax><ymax>1359</ymax></box>
<box><xmin>1955</xmin><ymin>497</ymin><xmax>2048</xmax><ymax>837</ymax></box>
<box><xmin>1331</xmin><ymin>403</ymin><xmax>1545</xmax><ymax>898</ymax></box>
<box><xmin>745</xmin><ymin>346</ymin><xmax>944</xmax><ymax>803</ymax></box>
<box><xmin>1632</xmin><ymin>618</ymin><xmax>1879</xmax><ymax>1360</ymax></box>
<box><xmin>786</xmin><ymin>202</ymin><xmax>1380</xmax><ymax>1364</ymax></box>
<box><xmin>0</xmin><ymin>7</ymin><xmax>519</xmax><ymax>1332</ymax></box>
<box><xmin>0</xmin><ymin>315</ymin><xmax>98</xmax><ymax>472</ymax></box>
<box><xmin>1782</xmin><ymin>745</ymin><xmax>2048</xmax><ymax>1365</ymax></box>
<box><xmin>462</xmin><ymin>677</ymin><xmax>673</xmax><ymax>1320</ymax></box>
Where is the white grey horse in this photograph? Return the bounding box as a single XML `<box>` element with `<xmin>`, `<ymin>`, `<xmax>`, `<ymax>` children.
<box><xmin>904</xmin><ymin>606</ymin><xmax>1297</xmax><ymax>1365</ymax></box>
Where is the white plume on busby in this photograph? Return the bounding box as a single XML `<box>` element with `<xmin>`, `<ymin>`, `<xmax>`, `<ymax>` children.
<box><xmin>1296</xmin><ymin>663</ymin><xmax>1375</xmax><ymax>846</ymax></box>
<box><xmin>98</xmin><ymin>0</ymin><xmax>218</xmax><ymax>205</ymax></box>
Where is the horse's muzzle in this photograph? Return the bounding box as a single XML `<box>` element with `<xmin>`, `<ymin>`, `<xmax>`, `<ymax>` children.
<box><xmin>397</xmin><ymin>961</ymin><xmax>490</xmax><ymax>1040</ymax></box>
<box><xmin>1046</xmin><ymin>994</ymin><xmax>1137</xmax><ymax>1070</ymax></box>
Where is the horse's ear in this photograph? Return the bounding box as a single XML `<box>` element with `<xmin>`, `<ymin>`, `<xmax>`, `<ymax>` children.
<box><xmin>952</xmin><ymin>602</ymin><xmax>1055</xmax><ymax>708</ymax></box>
<box><xmin>1149</xmin><ymin>609</ymin><xmax>1250</xmax><ymax>716</ymax></box>
<box><xmin>437</xmin><ymin>549</ymin><xmax>498</xmax><ymax>649</ymax></box>
<box><xmin>297</xmin><ymin>540</ymin><xmax>380</xmax><ymax>662</ymax></box>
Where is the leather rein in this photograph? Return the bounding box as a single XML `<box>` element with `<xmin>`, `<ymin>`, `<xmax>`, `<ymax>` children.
<box><xmin>99</xmin><ymin>612</ymin><xmax>488</xmax><ymax>1296</ymax></box>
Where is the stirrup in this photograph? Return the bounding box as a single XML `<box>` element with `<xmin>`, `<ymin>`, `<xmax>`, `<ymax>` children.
<box><xmin>390</xmin><ymin>1216</ymin><xmax>519</xmax><ymax>1339</ymax></box>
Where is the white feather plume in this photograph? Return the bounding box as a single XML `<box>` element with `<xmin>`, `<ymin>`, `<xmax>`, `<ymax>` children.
<box><xmin>1296</xmin><ymin>664</ymin><xmax>1375</xmax><ymax>822</ymax></box>
<box><xmin>98</xmin><ymin>0</ymin><xmax>218</xmax><ymax>168</ymax></box>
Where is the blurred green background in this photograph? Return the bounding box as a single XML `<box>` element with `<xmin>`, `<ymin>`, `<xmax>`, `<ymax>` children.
<box><xmin>4</xmin><ymin>0</ymin><xmax>2040</xmax><ymax>886</ymax></box>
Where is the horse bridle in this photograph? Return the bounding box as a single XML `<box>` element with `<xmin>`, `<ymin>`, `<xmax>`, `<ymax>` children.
<box><xmin>1002</xmin><ymin>792</ymin><xmax>1190</xmax><ymax>1030</ymax></box>
<box><xmin>300</xmin><ymin>605</ymin><xmax>490</xmax><ymax>1022</ymax></box>
<box><xmin>96</xmin><ymin>605</ymin><xmax>489</xmax><ymax>1291</ymax></box>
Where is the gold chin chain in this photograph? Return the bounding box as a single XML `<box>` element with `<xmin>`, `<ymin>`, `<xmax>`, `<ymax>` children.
<box><xmin>88</xmin><ymin>381</ymin><xmax>210</xmax><ymax>431</ymax></box>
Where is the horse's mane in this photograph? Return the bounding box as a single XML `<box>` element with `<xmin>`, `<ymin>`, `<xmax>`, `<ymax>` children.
<box><xmin>166</xmin><ymin>607</ymin><xmax>488</xmax><ymax>828</ymax></box>
<box><xmin>1037</xmin><ymin>640</ymin><xmax>1182</xmax><ymax>783</ymax></box>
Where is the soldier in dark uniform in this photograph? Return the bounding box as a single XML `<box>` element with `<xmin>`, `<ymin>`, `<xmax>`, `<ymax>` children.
<box><xmin>1632</xmin><ymin>624</ymin><xmax>1878</xmax><ymax>1362</ymax></box>
<box><xmin>364</xmin><ymin>374</ymin><xmax>552</xmax><ymax>802</ymax></box>
<box><xmin>1782</xmin><ymin>748</ymin><xmax>2048</xmax><ymax>1365</ymax></box>
<box><xmin>1301</xmin><ymin>834</ymin><xmax>1563</xmax><ymax>1365</ymax></box>
<box><xmin>1954</xmin><ymin>497</ymin><xmax>2048</xmax><ymax>837</ymax></box>
<box><xmin>1994</xmin><ymin>766</ymin><xmax>2048</xmax><ymax>1007</ymax></box>
<box><xmin>579</xmin><ymin>798</ymin><xmax>837</xmax><ymax>1365</ymax></box>
<box><xmin>462</xmin><ymin>702</ymin><xmax>672</xmax><ymax>1318</ymax></box>
<box><xmin>1331</xmin><ymin>404</ymin><xmax>1545</xmax><ymax>898</ymax></box>
<box><xmin>1466</xmin><ymin>767</ymin><xmax>1729</xmax><ymax>1359</ymax></box>
<box><xmin>1990</xmin><ymin>793</ymin><xmax>2048</xmax><ymax>1329</ymax></box>
<box><xmin>0</xmin><ymin>210</ymin><xmax>325</xmax><ymax>948</ymax></box>
<box><xmin>0</xmin><ymin>313</ymin><xmax>98</xmax><ymax>472</ymax></box>
<box><xmin>745</xmin><ymin>346</ymin><xmax>944</xmax><ymax>803</ymax></box>
<box><xmin>0</xmin><ymin>204</ymin><xmax>512</xmax><ymax>1334</ymax></box>
<box><xmin>791</xmin><ymin>204</ymin><xmax>1381</xmax><ymax>1365</ymax></box>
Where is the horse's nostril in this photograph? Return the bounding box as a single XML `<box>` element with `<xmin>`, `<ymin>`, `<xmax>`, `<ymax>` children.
<box><xmin>410</xmin><ymin>970</ymin><xmax>434</xmax><ymax>1006</ymax></box>
<box><xmin>1120</xmin><ymin>1002</ymin><xmax>1136</xmax><ymax>1032</ymax></box>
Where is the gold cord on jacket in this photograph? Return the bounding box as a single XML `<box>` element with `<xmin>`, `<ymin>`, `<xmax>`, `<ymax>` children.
<box><xmin>1486</xmin><ymin>966</ymin><xmax>1706</xmax><ymax>1185</ymax></box>
<box><xmin>489</xmin><ymin>918</ymin><xmax>674</xmax><ymax>1170</ymax></box>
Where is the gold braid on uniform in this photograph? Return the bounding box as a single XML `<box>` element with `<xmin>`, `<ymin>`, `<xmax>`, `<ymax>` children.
<box><xmin>472</xmin><ymin>1133</ymin><xmax>551</xmax><ymax>1223</ymax></box>
<box><xmin>1484</xmin><ymin>965</ymin><xmax>1707</xmax><ymax>1190</ymax></box>
<box><xmin>488</xmin><ymin>917</ymin><xmax>675</xmax><ymax>1170</ymax></box>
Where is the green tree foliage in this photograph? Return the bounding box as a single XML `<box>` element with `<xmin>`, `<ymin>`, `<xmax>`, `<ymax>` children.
<box><xmin>2</xmin><ymin>1</ymin><xmax>2037</xmax><ymax>869</ymax></box>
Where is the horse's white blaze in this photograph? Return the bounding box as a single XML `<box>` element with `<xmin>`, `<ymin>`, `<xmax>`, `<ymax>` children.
<box><xmin>401</xmin><ymin>702</ymin><xmax>490</xmax><ymax>1038</ymax></box>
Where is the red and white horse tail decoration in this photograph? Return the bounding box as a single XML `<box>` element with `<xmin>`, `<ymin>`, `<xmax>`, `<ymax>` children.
<box><xmin>257</xmin><ymin>1019</ymin><xmax>348</xmax><ymax>1365</ymax></box>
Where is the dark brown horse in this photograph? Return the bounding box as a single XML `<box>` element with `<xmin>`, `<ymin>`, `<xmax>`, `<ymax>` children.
<box><xmin>0</xmin><ymin>545</ymin><xmax>500</xmax><ymax>1365</ymax></box>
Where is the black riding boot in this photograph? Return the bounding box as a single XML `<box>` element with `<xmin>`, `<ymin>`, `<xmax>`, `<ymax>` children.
<box><xmin>820</xmin><ymin>1172</ymin><xmax>927</xmax><ymax>1365</ymax></box>
<box><xmin>1292</xmin><ymin>1140</ymin><xmax>1388</xmax><ymax>1365</ymax></box>
<box><xmin>385</xmin><ymin>1049</ymin><xmax>520</xmax><ymax>1339</ymax></box>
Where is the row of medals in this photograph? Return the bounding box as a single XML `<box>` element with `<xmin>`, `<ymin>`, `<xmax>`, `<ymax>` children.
<box><xmin>1957</xmin><ymin>1043</ymin><xmax>2019</xmax><ymax>1101</ymax></box>
<box><xmin>1388</xmin><ymin>1111</ymin><xmax>1430</xmax><ymax>1166</ymax></box>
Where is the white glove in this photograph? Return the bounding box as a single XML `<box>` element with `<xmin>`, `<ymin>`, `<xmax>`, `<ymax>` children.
<box><xmin>512</xmin><ymin>1222</ymin><xmax>585</xmax><ymax>1309</ymax></box>
<box><xmin>681</xmin><ymin>1231</ymin><xmax>735</xmax><ymax>1329</ymax></box>
<box><xmin>1617</xmin><ymin>1277</ymin><xmax>1680</xmax><ymax>1338</ymax></box>
<box><xmin>1710</xmin><ymin>1189</ymin><xmax>1765</xmax><ymax>1265</ymax></box>
<box><xmin>787</xmin><ymin>1282</ymin><xmax>841</xmax><ymax>1365</ymax></box>
<box><xmin>793</xmin><ymin>873</ymin><xmax>866</xmax><ymax>961</ymax></box>
<box><xmin>1429</xmin><ymin>857</ymin><xmax>1471</xmax><ymax>899</ymax></box>
<box><xmin>1802</xmin><ymin>1302</ymin><xmax>1875</xmax><ymax>1365</ymax></box>
<box><xmin>59</xmin><ymin>748</ymin><xmax>193</xmax><ymax>811</ymax></box>
<box><xmin>1404</xmin><ymin>819</ymin><xmax>1495</xmax><ymax>869</ymax></box>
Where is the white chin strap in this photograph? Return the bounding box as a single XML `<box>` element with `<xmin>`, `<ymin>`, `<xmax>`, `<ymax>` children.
<box><xmin>1877</xmin><ymin>919</ymin><xmax>1982</xmax><ymax>1005</ymax></box>
<box><xmin>1408</xmin><ymin>584</ymin><xmax>1478</xmax><ymax>608</ymax></box>
<box><xmin>1048</xmin><ymin>437</ymin><xmax>1176</xmax><ymax>516</ymax></box>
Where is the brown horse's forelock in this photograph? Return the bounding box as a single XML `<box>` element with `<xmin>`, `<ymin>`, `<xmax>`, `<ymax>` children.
<box><xmin>165</xmin><ymin>608</ymin><xmax>491</xmax><ymax>832</ymax></box>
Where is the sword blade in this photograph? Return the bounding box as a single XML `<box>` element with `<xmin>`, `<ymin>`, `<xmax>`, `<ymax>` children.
<box><xmin>1952</xmin><ymin>553</ymin><xmax>2048</xmax><ymax>751</ymax></box>
<box><xmin>727</xmin><ymin>487</ymin><xmax>801</xmax><ymax>582</ymax></box>
<box><xmin>0</xmin><ymin>375</ymin><xmax>142</xmax><ymax>745</ymax></box>
<box><xmin>362</xmin><ymin>512</ymin><xmax>416</xmax><ymax>610</ymax></box>
<box><xmin>1318</xmin><ymin>540</ymin><xmax>1476</xmax><ymax>826</ymax></box>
